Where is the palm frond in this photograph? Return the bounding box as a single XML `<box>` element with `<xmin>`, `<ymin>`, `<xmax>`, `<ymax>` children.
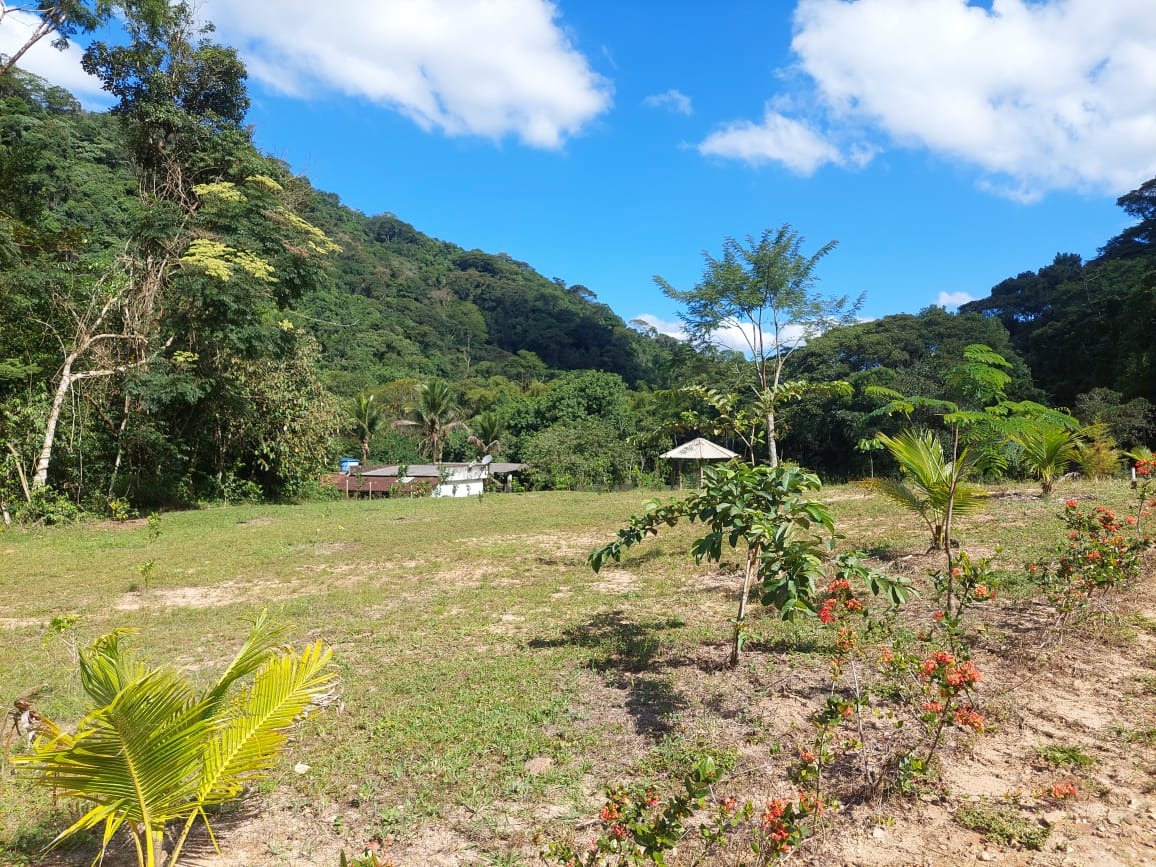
<box><xmin>201</xmin><ymin>610</ymin><xmax>291</xmax><ymax>715</ymax></box>
<box><xmin>197</xmin><ymin>641</ymin><xmax>336</xmax><ymax>806</ymax></box>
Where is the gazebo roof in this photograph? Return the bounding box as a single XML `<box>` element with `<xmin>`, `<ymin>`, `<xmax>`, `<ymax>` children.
<box><xmin>660</xmin><ymin>437</ymin><xmax>738</xmax><ymax>461</ymax></box>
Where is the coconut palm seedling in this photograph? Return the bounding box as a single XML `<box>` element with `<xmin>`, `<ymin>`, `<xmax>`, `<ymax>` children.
<box><xmin>9</xmin><ymin>611</ymin><xmax>338</xmax><ymax>867</ymax></box>
<box><xmin>863</xmin><ymin>429</ymin><xmax>987</xmax><ymax>550</ymax></box>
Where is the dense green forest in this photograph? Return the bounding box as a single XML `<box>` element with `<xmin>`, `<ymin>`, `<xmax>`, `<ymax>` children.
<box><xmin>1</xmin><ymin>4</ymin><xmax>1153</xmax><ymax>521</ymax></box>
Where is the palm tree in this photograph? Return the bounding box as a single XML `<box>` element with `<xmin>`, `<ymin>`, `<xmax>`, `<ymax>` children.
<box><xmin>467</xmin><ymin>410</ymin><xmax>504</xmax><ymax>457</ymax></box>
<box><xmin>392</xmin><ymin>379</ymin><xmax>466</xmax><ymax>463</ymax></box>
<box><xmin>11</xmin><ymin>612</ymin><xmax>337</xmax><ymax>867</ymax></box>
<box><xmin>863</xmin><ymin>429</ymin><xmax>988</xmax><ymax>549</ymax></box>
<box><xmin>351</xmin><ymin>393</ymin><xmax>383</xmax><ymax>462</ymax></box>
<box><xmin>1010</xmin><ymin>418</ymin><xmax>1084</xmax><ymax>497</ymax></box>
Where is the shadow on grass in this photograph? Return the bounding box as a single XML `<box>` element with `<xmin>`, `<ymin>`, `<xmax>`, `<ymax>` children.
<box><xmin>529</xmin><ymin>610</ymin><xmax>688</xmax><ymax>736</ymax></box>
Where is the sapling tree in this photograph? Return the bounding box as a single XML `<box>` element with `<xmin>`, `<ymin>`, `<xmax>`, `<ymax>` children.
<box><xmin>589</xmin><ymin>462</ymin><xmax>837</xmax><ymax>667</ymax></box>
<box><xmin>657</xmin><ymin>226</ymin><xmax>861</xmax><ymax>466</ymax></box>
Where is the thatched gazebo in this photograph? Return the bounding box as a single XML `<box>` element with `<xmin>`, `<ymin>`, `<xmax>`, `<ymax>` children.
<box><xmin>661</xmin><ymin>437</ymin><xmax>739</xmax><ymax>488</ymax></box>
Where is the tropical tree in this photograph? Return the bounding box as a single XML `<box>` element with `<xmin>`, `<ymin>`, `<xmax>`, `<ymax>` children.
<box><xmin>467</xmin><ymin>410</ymin><xmax>504</xmax><ymax>457</ymax></box>
<box><xmin>351</xmin><ymin>393</ymin><xmax>383</xmax><ymax>462</ymax></box>
<box><xmin>392</xmin><ymin>379</ymin><xmax>466</xmax><ymax>463</ymax></box>
<box><xmin>656</xmin><ymin>225</ymin><xmax>861</xmax><ymax>465</ymax></box>
<box><xmin>10</xmin><ymin>612</ymin><xmax>338</xmax><ymax>867</ymax></box>
<box><xmin>0</xmin><ymin>0</ymin><xmax>114</xmax><ymax>77</ymax></box>
<box><xmin>590</xmin><ymin>463</ymin><xmax>839</xmax><ymax>666</ymax></box>
<box><xmin>863</xmin><ymin>429</ymin><xmax>988</xmax><ymax>550</ymax></box>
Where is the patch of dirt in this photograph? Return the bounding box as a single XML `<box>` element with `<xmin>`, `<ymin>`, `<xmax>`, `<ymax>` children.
<box><xmin>41</xmin><ymin>543</ymin><xmax>1156</xmax><ymax>867</ymax></box>
<box><xmin>591</xmin><ymin>568</ymin><xmax>639</xmax><ymax>594</ymax></box>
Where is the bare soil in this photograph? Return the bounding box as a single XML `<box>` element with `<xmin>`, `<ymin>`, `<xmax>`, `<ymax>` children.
<box><xmin>24</xmin><ymin>537</ymin><xmax>1156</xmax><ymax>867</ymax></box>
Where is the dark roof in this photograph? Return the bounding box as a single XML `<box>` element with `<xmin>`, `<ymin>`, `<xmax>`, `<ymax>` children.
<box><xmin>356</xmin><ymin>462</ymin><xmax>524</xmax><ymax>478</ymax></box>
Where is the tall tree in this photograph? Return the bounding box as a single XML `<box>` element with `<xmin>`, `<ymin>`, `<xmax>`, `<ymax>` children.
<box><xmin>0</xmin><ymin>1</ymin><xmax>110</xmax><ymax>77</ymax></box>
<box><xmin>392</xmin><ymin>379</ymin><xmax>465</xmax><ymax>463</ymax></box>
<box><xmin>656</xmin><ymin>225</ymin><xmax>861</xmax><ymax>465</ymax></box>
<box><xmin>351</xmin><ymin>393</ymin><xmax>382</xmax><ymax>463</ymax></box>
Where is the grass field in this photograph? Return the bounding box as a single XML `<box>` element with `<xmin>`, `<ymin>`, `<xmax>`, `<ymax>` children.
<box><xmin>1</xmin><ymin>480</ymin><xmax>1154</xmax><ymax>865</ymax></box>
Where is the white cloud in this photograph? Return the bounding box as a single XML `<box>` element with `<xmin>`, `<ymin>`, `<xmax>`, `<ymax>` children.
<box><xmin>631</xmin><ymin>314</ymin><xmax>684</xmax><ymax>339</ymax></box>
<box><xmin>202</xmin><ymin>0</ymin><xmax>612</xmax><ymax>149</ymax></box>
<box><xmin>698</xmin><ymin>107</ymin><xmax>843</xmax><ymax>174</ymax></box>
<box><xmin>788</xmin><ymin>0</ymin><xmax>1156</xmax><ymax>195</ymax></box>
<box><xmin>936</xmin><ymin>291</ymin><xmax>976</xmax><ymax>309</ymax></box>
<box><xmin>0</xmin><ymin>9</ymin><xmax>108</xmax><ymax>103</ymax></box>
<box><xmin>644</xmin><ymin>88</ymin><xmax>693</xmax><ymax>115</ymax></box>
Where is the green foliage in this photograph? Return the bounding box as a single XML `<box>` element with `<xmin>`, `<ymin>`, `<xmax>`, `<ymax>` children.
<box><xmin>10</xmin><ymin>612</ymin><xmax>338</xmax><ymax>867</ymax></box>
<box><xmin>1007</xmin><ymin>417</ymin><xmax>1084</xmax><ymax>497</ymax></box>
<box><xmin>590</xmin><ymin>462</ymin><xmax>838</xmax><ymax>664</ymax></box>
<box><xmin>863</xmin><ymin>430</ymin><xmax>987</xmax><ymax>548</ymax></box>
<box><xmin>657</xmin><ymin>225</ymin><xmax>860</xmax><ymax>465</ymax></box>
<box><xmin>1035</xmin><ymin>744</ymin><xmax>1094</xmax><ymax>769</ymax></box>
<box><xmin>545</xmin><ymin>757</ymin><xmax>725</xmax><ymax>866</ymax></box>
<box><xmin>954</xmin><ymin>803</ymin><xmax>1049</xmax><ymax>850</ymax></box>
<box><xmin>522</xmin><ymin>417</ymin><xmax>639</xmax><ymax>490</ymax></box>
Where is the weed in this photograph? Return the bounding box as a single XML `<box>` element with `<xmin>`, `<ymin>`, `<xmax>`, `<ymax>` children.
<box><xmin>1035</xmin><ymin>744</ymin><xmax>1095</xmax><ymax>769</ymax></box>
<box><xmin>955</xmin><ymin>803</ymin><xmax>1050</xmax><ymax>850</ymax></box>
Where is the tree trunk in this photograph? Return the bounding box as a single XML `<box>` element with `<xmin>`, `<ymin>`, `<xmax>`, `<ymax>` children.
<box><xmin>729</xmin><ymin>543</ymin><xmax>761</xmax><ymax>667</ymax></box>
<box><xmin>30</xmin><ymin>354</ymin><xmax>78</xmax><ymax>490</ymax></box>
<box><xmin>5</xmin><ymin>441</ymin><xmax>31</xmax><ymax>503</ymax></box>
<box><xmin>767</xmin><ymin>411</ymin><xmax>779</xmax><ymax>467</ymax></box>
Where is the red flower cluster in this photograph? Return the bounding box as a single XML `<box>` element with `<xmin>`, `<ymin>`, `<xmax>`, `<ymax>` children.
<box><xmin>953</xmin><ymin>705</ymin><xmax>985</xmax><ymax>732</ymax></box>
<box><xmin>818</xmin><ymin>577</ymin><xmax>865</xmax><ymax>625</ymax></box>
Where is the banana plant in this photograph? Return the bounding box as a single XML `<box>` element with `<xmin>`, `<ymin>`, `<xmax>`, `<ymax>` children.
<box><xmin>10</xmin><ymin>611</ymin><xmax>338</xmax><ymax>867</ymax></box>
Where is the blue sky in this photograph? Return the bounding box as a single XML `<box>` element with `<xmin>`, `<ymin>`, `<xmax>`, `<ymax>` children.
<box><xmin>4</xmin><ymin>0</ymin><xmax>1154</xmax><ymax>345</ymax></box>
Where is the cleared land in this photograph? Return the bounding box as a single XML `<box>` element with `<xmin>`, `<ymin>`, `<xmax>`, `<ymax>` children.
<box><xmin>1</xmin><ymin>482</ymin><xmax>1154</xmax><ymax>865</ymax></box>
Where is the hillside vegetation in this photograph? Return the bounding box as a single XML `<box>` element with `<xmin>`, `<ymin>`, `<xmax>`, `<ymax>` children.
<box><xmin>2</xmin><ymin>0</ymin><xmax>1154</xmax><ymax>518</ymax></box>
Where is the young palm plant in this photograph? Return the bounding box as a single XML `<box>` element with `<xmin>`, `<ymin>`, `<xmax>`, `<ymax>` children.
<box><xmin>863</xmin><ymin>429</ymin><xmax>988</xmax><ymax>549</ymax></box>
<box><xmin>10</xmin><ymin>612</ymin><xmax>338</xmax><ymax>867</ymax></box>
<box><xmin>1009</xmin><ymin>417</ymin><xmax>1085</xmax><ymax>497</ymax></box>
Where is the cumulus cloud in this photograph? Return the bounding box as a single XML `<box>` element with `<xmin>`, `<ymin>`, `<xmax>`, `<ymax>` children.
<box><xmin>0</xmin><ymin>9</ymin><xmax>107</xmax><ymax>102</ymax></box>
<box><xmin>201</xmin><ymin>0</ymin><xmax>611</xmax><ymax>149</ymax></box>
<box><xmin>701</xmin><ymin>0</ymin><xmax>1156</xmax><ymax>195</ymax></box>
<box><xmin>791</xmin><ymin>0</ymin><xmax>1156</xmax><ymax>194</ymax></box>
<box><xmin>644</xmin><ymin>88</ymin><xmax>693</xmax><ymax>115</ymax></box>
<box><xmin>936</xmin><ymin>291</ymin><xmax>976</xmax><ymax>309</ymax></box>
<box><xmin>631</xmin><ymin>314</ymin><xmax>685</xmax><ymax>339</ymax></box>
<box><xmin>698</xmin><ymin>107</ymin><xmax>843</xmax><ymax>174</ymax></box>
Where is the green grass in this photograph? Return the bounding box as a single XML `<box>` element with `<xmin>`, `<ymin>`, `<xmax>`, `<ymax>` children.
<box><xmin>955</xmin><ymin>802</ymin><xmax>1050</xmax><ymax>850</ymax></box>
<box><xmin>0</xmin><ymin>478</ymin><xmax>1148</xmax><ymax>861</ymax></box>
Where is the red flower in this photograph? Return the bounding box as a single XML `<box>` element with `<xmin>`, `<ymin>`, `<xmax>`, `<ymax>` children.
<box><xmin>818</xmin><ymin>599</ymin><xmax>837</xmax><ymax>624</ymax></box>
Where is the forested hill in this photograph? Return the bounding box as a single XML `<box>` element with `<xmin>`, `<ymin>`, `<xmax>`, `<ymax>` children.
<box><xmin>959</xmin><ymin>179</ymin><xmax>1156</xmax><ymax>410</ymax></box>
<box><xmin>0</xmin><ymin>69</ymin><xmax>675</xmax><ymax>400</ymax></box>
<box><xmin>297</xmin><ymin>192</ymin><xmax>678</xmax><ymax>395</ymax></box>
<box><xmin>3</xmin><ymin>28</ymin><xmax>1154</xmax><ymax>515</ymax></box>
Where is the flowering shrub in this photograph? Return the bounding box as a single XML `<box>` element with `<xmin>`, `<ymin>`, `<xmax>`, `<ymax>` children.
<box><xmin>917</xmin><ymin>648</ymin><xmax>985</xmax><ymax>757</ymax></box>
<box><xmin>930</xmin><ymin>550</ymin><xmax>997</xmax><ymax>629</ymax></box>
<box><xmin>545</xmin><ymin>757</ymin><xmax>724</xmax><ymax>865</ymax></box>
<box><xmin>756</xmin><ymin>792</ymin><xmax>827</xmax><ymax>857</ymax></box>
<box><xmin>1029</xmin><ymin>498</ymin><xmax>1151</xmax><ymax>624</ymax></box>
